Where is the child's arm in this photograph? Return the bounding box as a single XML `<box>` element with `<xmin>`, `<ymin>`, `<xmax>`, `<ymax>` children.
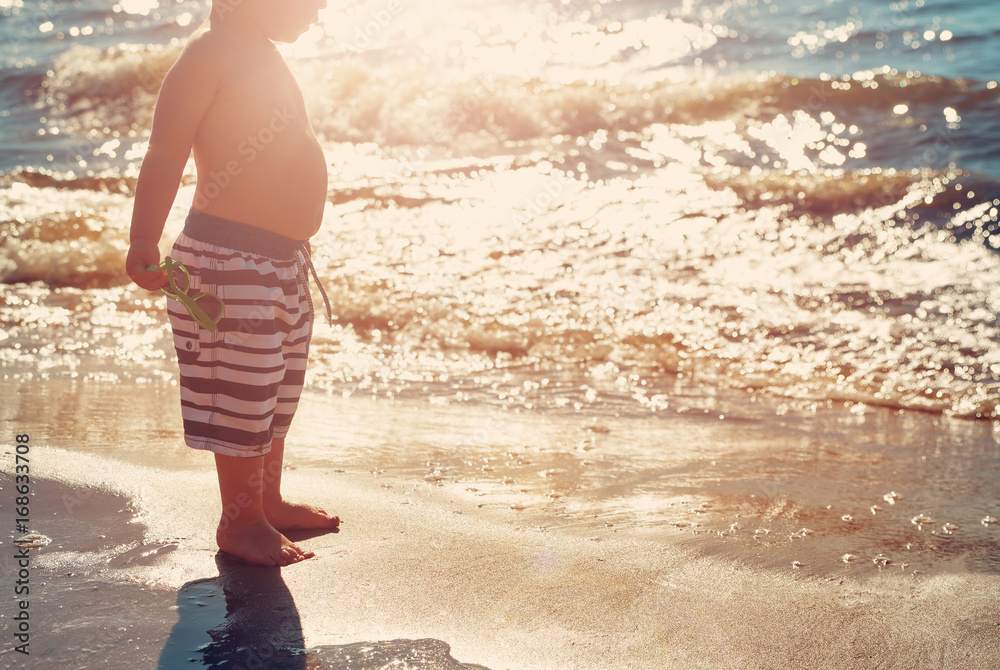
<box><xmin>126</xmin><ymin>37</ymin><xmax>222</xmax><ymax>291</ymax></box>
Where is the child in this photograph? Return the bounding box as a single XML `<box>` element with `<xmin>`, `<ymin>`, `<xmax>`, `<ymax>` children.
<box><xmin>126</xmin><ymin>0</ymin><xmax>338</xmax><ymax>567</ymax></box>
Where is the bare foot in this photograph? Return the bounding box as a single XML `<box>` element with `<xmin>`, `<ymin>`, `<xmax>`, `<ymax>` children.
<box><xmin>216</xmin><ymin>518</ymin><xmax>315</xmax><ymax>566</ymax></box>
<box><xmin>265</xmin><ymin>499</ymin><xmax>341</xmax><ymax>532</ymax></box>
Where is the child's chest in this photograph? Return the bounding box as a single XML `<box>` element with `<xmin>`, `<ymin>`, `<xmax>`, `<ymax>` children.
<box><xmin>215</xmin><ymin>55</ymin><xmax>310</xmax><ymax>123</ymax></box>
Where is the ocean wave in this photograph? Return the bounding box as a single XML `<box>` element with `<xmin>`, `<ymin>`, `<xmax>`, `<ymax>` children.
<box><xmin>297</xmin><ymin>155</ymin><xmax>1000</xmax><ymax>419</ymax></box>
<box><xmin>703</xmin><ymin>167</ymin><xmax>926</xmax><ymax>216</ymax></box>
<box><xmin>3</xmin><ymin>155</ymin><xmax>998</xmax><ymax>418</ymax></box>
<box><xmin>38</xmin><ymin>37</ymin><xmax>1000</xmax><ymax>155</ymax></box>
<box><xmin>3</xmin><ymin>166</ymin><xmax>137</xmax><ymax>194</ymax></box>
<box><xmin>302</xmin><ymin>67</ymin><xmax>1000</xmax><ymax>149</ymax></box>
<box><xmin>0</xmin><ymin>180</ymin><xmax>132</xmax><ymax>287</ymax></box>
<box><xmin>705</xmin><ymin>165</ymin><xmax>998</xmax><ymax>235</ymax></box>
<box><xmin>40</xmin><ymin>42</ymin><xmax>181</xmax><ymax>133</ymax></box>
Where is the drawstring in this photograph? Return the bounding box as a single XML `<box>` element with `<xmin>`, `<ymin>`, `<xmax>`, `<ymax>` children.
<box><xmin>303</xmin><ymin>242</ymin><xmax>333</xmax><ymax>327</ymax></box>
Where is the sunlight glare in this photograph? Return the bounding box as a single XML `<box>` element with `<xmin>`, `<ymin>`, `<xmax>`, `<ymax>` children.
<box><xmin>748</xmin><ymin>111</ymin><xmax>826</xmax><ymax>172</ymax></box>
<box><xmin>117</xmin><ymin>0</ymin><xmax>159</xmax><ymax>16</ymax></box>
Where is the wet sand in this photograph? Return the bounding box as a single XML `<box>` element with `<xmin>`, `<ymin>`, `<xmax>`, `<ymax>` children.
<box><xmin>2</xmin><ymin>378</ymin><xmax>999</xmax><ymax>669</ymax></box>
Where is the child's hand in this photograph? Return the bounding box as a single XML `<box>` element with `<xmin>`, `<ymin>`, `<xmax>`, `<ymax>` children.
<box><xmin>127</xmin><ymin>239</ymin><xmax>168</xmax><ymax>291</ymax></box>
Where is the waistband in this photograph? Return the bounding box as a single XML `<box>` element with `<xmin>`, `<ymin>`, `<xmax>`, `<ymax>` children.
<box><xmin>183</xmin><ymin>208</ymin><xmax>333</xmax><ymax>326</ymax></box>
<box><xmin>183</xmin><ymin>209</ymin><xmax>307</xmax><ymax>260</ymax></box>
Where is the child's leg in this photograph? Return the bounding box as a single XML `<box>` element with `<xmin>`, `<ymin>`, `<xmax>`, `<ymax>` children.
<box><xmin>214</xmin><ymin>453</ymin><xmax>314</xmax><ymax>566</ymax></box>
<box><xmin>261</xmin><ymin>437</ymin><xmax>340</xmax><ymax>531</ymax></box>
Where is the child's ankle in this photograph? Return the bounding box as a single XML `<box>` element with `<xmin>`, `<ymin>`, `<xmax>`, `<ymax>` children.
<box><xmin>217</xmin><ymin>509</ymin><xmax>268</xmax><ymax>533</ymax></box>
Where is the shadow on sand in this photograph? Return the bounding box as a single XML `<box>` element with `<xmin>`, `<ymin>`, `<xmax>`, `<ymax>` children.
<box><xmin>158</xmin><ymin>552</ymin><xmax>308</xmax><ymax>669</ymax></box>
<box><xmin>159</xmin><ymin>551</ymin><xmax>490</xmax><ymax>669</ymax></box>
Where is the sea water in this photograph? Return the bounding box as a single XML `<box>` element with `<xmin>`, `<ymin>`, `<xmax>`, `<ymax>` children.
<box><xmin>1</xmin><ymin>0</ymin><xmax>999</xmax><ymax>574</ymax></box>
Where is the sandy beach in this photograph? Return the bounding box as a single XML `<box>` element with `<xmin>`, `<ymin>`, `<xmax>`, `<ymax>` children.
<box><xmin>3</xmin><ymin>377</ymin><xmax>999</xmax><ymax>670</ymax></box>
<box><xmin>3</xmin><ymin>0</ymin><xmax>1000</xmax><ymax>668</ymax></box>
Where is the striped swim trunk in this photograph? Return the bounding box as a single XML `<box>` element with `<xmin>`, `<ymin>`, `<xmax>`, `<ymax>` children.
<box><xmin>167</xmin><ymin>209</ymin><xmax>314</xmax><ymax>458</ymax></box>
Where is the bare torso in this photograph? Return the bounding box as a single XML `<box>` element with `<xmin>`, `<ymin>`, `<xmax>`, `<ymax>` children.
<box><xmin>191</xmin><ymin>33</ymin><xmax>327</xmax><ymax>240</ymax></box>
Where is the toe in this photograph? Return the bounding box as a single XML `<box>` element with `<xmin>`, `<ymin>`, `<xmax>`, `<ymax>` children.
<box><xmin>293</xmin><ymin>543</ymin><xmax>315</xmax><ymax>560</ymax></box>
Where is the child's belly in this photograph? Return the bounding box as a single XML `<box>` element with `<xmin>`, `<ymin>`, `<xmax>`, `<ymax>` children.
<box><xmin>193</xmin><ymin>125</ymin><xmax>328</xmax><ymax>240</ymax></box>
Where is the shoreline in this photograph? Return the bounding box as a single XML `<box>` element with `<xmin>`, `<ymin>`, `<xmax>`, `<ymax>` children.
<box><xmin>3</xmin><ymin>470</ymin><xmax>999</xmax><ymax>669</ymax></box>
<box><xmin>2</xmin><ymin>378</ymin><xmax>999</xmax><ymax>669</ymax></box>
<box><xmin>7</xmin><ymin>375</ymin><xmax>996</xmax><ymax>578</ymax></box>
